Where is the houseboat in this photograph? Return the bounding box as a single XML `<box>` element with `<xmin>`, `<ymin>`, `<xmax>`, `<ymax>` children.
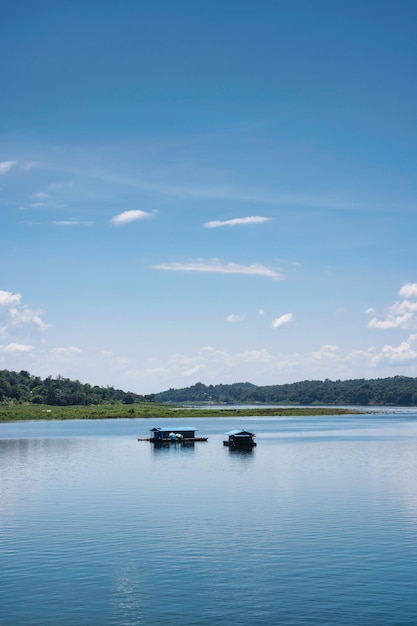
<box><xmin>138</xmin><ymin>426</ymin><xmax>208</xmax><ymax>443</ymax></box>
<box><xmin>223</xmin><ymin>429</ymin><xmax>256</xmax><ymax>448</ymax></box>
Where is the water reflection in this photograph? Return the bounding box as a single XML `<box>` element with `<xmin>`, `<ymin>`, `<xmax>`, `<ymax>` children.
<box><xmin>227</xmin><ymin>447</ymin><xmax>254</xmax><ymax>456</ymax></box>
<box><xmin>151</xmin><ymin>441</ymin><xmax>196</xmax><ymax>456</ymax></box>
<box><xmin>226</xmin><ymin>447</ymin><xmax>255</xmax><ymax>469</ymax></box>
<box><xmin>2</xmin><ymin>415</ymin><xmax>417</xmax><ymax>626</ymax></box>
<box><xmin>111</xmin><ymin>562</ymin><xmax>145</xmax><ymax>625</ymax></box>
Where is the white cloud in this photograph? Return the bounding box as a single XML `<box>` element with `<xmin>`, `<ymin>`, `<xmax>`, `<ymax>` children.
<box><xmin>199</xmin><ymin>345</ymin><xmax>235</xmax><ymax>366</ymax></box>
<box><xmin>399</xmin><ymin>283</ymin><xmax>417</xmax><ymax>299</ymax></box>
<box><xmin>204</xmin><ymin>216</ymin><xmax>271</xmax><ymax>228</ymax></box>
<box><xmin>240</xmin><ymin>349</ymin><xmax>272</xmax><ymax>362</ymax></box>
<box><xmin>258</xmin><ymin>308</ymin><xmax>265</xmax><ymax>316</ymax></box>
<box><xmin>0</xmin><ymin>290</ymin><xmax>21</xmax><ymax>307</ymax></box>
<box><xmin>367</xmin><ymin>283</ymin><xmax>417</xmax><ymax>330</ymax></box>
<box><xmin>110</xmin><ymin>210</ymin><xmax>153</xmax><ymax>225</ymax></box>
<box><xmin>0</xmin><ymin>290</ymin><xmax>50</xmax><ymax>338</ymax></box>
<box><xmin>0</xmin><ymin>160</ymin><xmax>17</xmax><ymax>174</ymax></box>
<box><xmin>33</xmin><ymin>192</ymin><xmax>50</xmax><ymax>200</ymax></box>
<box><xmin>0</xmin><ymin>343</ymin><xmax>34</xmax><ymax>353</ymax></box>
<box><xmin>51</xmin><ymin>346</ymin><xmax>83</xmax><ymax>354</ymax></box>
<box><xmin>182</xmin><ymin>364</ymin><xmax>206</xmax><ymax>377</ymax></box>
<box><xmin>225</xmin><ymin>314</ymin><xmax>244</xmax><ymax>323</ymax></box>
<box><xmin>379</xmin><ymin>334</ymin><xmax>417</xmax><ymax>364</ymax></box>
<box><xmin>368</xmin><ymin>315</ymin><xmax>413</xmax><ymax>330</ymax></box>
<box><xmin>153</xmin><ymin>258</ymin><xmax>283</xmax><ymax>279</ymax></box>
<box><xmin>311</xmin><ymin>344</ymin><xmax>341</xmax><ymax>361</ymax></box>
<box><xmin>272</xmin><ymin>313</ymin><xmax>293</xmax><ymax>329</ymax></box>
<box><xmin>103</xmin><ymin>334</ymin><xmax>417</xmax><ymax>394</ymax></box>
<box><xmin>9</xmin><ymin>306</ymin><xmax>50</xmax><ymax>331</ymax></box>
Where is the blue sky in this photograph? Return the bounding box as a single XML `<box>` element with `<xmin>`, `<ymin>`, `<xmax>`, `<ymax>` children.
<box><xmin>1</xmin><ymin>1</ymin><xmax>417</xmax><ymax>393</ymax></box>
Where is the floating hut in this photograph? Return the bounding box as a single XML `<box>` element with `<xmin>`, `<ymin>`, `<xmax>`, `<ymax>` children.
<box><xmin>138</xmin><ymin>427</ymin><xmax>208</xmax><ymax>443</ymax></box>
<box><xmin>223</xmin><ymin>429</ymin><xmax>256</xmax><ymax>448</ymax></box>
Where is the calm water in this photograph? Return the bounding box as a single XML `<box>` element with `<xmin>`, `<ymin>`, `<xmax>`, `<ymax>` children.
<box><xmin>1</xmin><ymin>412</ymin><xmax>417</xmax><ymax>625</ymax></box>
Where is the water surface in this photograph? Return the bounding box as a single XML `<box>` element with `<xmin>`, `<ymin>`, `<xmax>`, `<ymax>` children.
<box><xmin>1</xmin><ymin>413</ymin><xmax>417</xmax><ymax>625</ymax></box>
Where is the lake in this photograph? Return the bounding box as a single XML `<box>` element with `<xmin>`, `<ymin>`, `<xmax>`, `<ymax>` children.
<box><xmin>1</xmin><ymin>412</ymin><xmax>417</xmax><ymax>625</ymax></box>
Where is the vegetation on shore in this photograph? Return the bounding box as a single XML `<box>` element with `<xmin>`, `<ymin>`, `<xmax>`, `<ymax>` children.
<box><xmin>155</xmin><ymin>377</ymin><xmax>417</xmax><ymax>406</ymax></box>
<box><xmin>1</xmin><ymin>369</ymin><xmax>416</xmax><ymax>423</ymax></box>
<box><xmin>0</xmin><ymin>402</ymin><xmax>364</xmax><ymax>422</ymax></box>
<box><xmin>0</xmin><ymin>369</ymin><xmax>153</xmax><ymax>406</ymax></box>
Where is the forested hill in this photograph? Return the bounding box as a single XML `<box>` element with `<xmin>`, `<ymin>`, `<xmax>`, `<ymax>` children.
<box><xmin>2</xmin><ymin>370</ymin><xmax>417</xmax><ymax>407</ymax></box>
<box><xmin>0</xmin><ymin>370</ymin><xmax>154</xmax><ymax>406</ymax></box>
<box><xmin>154</xmin><ymin>377</ymin><xmax>417</xmax><ymax>406</ymax></box>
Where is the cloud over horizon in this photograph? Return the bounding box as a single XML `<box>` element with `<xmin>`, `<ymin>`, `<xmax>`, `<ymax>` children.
<box><xmin>367</xmin><ymin>282</ymin><xmax>417</xmax><ymax>330</ymax></box>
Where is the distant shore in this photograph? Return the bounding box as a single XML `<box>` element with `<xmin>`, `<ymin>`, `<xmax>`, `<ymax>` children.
<box><xmin>0</xmin><ymin>403</ymin><xmax>371</xmax><ymax>422</ymax></box>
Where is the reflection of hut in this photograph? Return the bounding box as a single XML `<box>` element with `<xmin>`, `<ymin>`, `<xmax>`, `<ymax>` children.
<box><xmin>223</xmin><ymin>429</ymin><xmax>256</xmax><ymax>448</ymax></box>
<box><xmin>149</xmin><ymin>427</ymin><xmax>207</xmax><ymax>443</ymax></box>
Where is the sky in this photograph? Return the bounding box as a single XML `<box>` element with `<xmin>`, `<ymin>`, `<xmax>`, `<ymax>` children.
<box><xmin>1</xmin><ymin>0</ymin><xmax>417</xmax><ymax>394</ymax></box>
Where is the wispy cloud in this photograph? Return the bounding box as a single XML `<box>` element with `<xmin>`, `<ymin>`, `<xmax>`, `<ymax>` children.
<box><xmin>51</xmin><ymin>346</ymin><xmax>83</xmax><ymax>354</ymax></box>
<box><xmin>110</xmin><ymin>210</ymin><xmax>153</xmax><ymax>225</ymax></box>
<box><xmin>367</xmin><ymin>283</ymin><xmax>417</xmax><ymax>330</ymax></box>
<box><xmin>52</xmin><ymin>220</ymin><xmax>94</xmax><ymax>226</ymax></box>
<box><xmin>0</xmin><ymin>342</ymin><xmax>34</xmax><ymax>353</ymax></box>
<box><xmin>48</xmin><ymin>181</ymin><xmax>72</xmax><ymax>190</ymax></box>
<box><xmin>40</xmin><ymin>157</ymin><xmax>385</xmax><ymax>212</ymax></box>
<box><xmin>21</xmin><ymin>161</ymin><xmax>39</xmax><ymax>170</ymax></box>
<box><xmin>33</xmin><ymin>192</ymin><xmax>51</xmax><ymax>200</ymax></box>
<box><xmin>225</xmin><ymin>314</ymin><xmax>244</xmax><ymax>323</ymax></box>
<box><xmin>204</xmin><ymin>216</ymin><xmax>271</xmax><ymax>228</ymax></box>
<box><xmin>272</xmin><ymin>313</ymin><xmax>293</xmax><ymax>329</ymax></box>
<box><xmin>0</xmin><ymin>160</ymin><xmax>17</xmax><ymax>175</ymax></box>
<box><xmin>152</xmin><ymin>259</ymin><xmax>283</xmax><ymax>279</ymax></box>
<box><xmin>182</xmin><ymin>364</ymin><xmax>206</xmax><ymax>377</ymax></box>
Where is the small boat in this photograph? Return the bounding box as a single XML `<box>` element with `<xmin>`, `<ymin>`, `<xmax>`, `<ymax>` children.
<box><xmin>223</xmin><ymin>429</ymin><xmax>256</xmax><ymax>448</ymax></box>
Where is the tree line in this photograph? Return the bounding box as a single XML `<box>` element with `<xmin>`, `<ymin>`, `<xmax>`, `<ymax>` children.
<box><xmin>2</xmin><ymin>370</ymin><xmax>417</xmax><ymax>407</ymax></box>
<box><xmin>154</xmin><ymin>377</ymin><xmax>417</xmax><ymax>406</ymax></box>
<box><xmin>0</xmin><ymin>370</ymin><xmax>155</xmax><ymax>406</ymax></box>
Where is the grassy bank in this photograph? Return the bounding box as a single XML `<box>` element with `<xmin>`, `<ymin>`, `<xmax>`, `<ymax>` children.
<box><xmin>0</xmin><ymin>402</ymin><xmax>364</xmax><ymax>422</ymax></box>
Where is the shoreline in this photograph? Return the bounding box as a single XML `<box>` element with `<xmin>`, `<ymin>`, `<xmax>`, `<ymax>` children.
<box><xmin>0</xmin><ymin>403</ymin><xmax>385</xmax><ymax>423</ymax></box>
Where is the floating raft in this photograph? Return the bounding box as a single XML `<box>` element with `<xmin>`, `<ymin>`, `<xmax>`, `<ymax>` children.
<box><xmin>138</xmin><ymin>437</ymin><xmax>208</xmax><ymax>442</ymax></box>
<box><xmin>138</xmin><ymin>426</ymin><xmax>207</xmax><ymax>443</ymax></box>
<box><xmin>223</xmin><ymin>429</ymin><xmax>256</xmax><ymax>448</ymax></box>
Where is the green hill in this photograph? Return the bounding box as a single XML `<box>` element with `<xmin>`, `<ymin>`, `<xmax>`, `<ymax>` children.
<box><xmin>155</xmin><ymin>376</ymin><xmax>417</xmax><ymax>406</ymax></box>
<box><xmin>2</xmin><ymin>370</ymin><xmax>417</xmax><ymax>407</ymax></box>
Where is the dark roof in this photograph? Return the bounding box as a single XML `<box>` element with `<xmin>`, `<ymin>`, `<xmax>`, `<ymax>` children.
<box><xmin>151</xmin><ymin>426</ymin><xmax>198</xmax><ymax>432</ymax></box>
